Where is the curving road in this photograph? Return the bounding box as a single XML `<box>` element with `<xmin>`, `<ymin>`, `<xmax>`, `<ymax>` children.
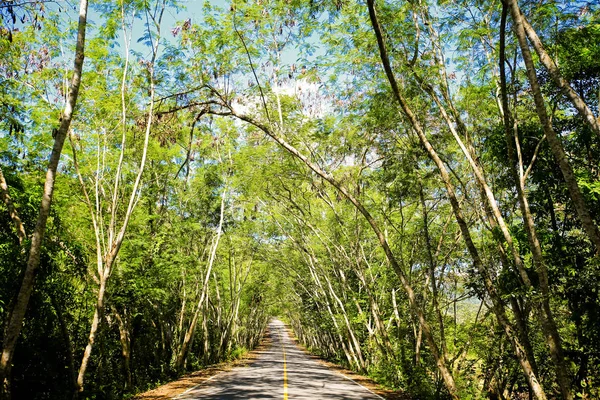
<box><xmin>175</xmin><ymin>319</ymin><xmax>383</xmax><ymax>400</ymax></box>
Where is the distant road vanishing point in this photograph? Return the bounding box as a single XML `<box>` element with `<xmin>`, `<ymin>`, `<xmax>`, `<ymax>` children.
<box><xmin>175</xmin><ymin>319</ymin><xmax>383</xmax><ymax>399</ymax></box>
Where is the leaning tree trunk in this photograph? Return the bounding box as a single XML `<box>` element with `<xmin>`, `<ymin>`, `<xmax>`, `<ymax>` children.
<box><xmin>301</xmin><ymin>247</ymin><xmax>356</xmax><ymax>368</ymax></box>
<box><xmin>0</xmin><ymin>1</ymin><xmax>88</xmax><ymax>397</ymax></box>
<box><xmin>419</xmin><ymin>183</ymin><xmax>449</xmax><ymax>362</ymax></box>
<box><xmin>506</xmin><ymin>0</ymin><xmax>600</xmax><ymax>254</ymax></box>
<box><xmin>500</xmin><ymin>4</ymin><xmax>573</xmax><ymax>398</ymax></box>
<box><xmin>517</xmin><ymin>5</ymin><xmax>600</xmax><ymax>137</ymax></box>
<box><xmin>76</xmin><ymin>275</ymin><xmax>108</xmax><ymax>393</ymax></box>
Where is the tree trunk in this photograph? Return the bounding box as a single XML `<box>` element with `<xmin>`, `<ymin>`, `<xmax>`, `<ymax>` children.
<box><xmin>419</xmin><ymin>183</ymin><xmax>448</xmax><ymax>361</ymax></box>
<box><xmin>76</xmin><ymin>275</ymin><xmax>107</xmax><ymax>394</ymax></box>
<box><xmin>0</xmin><ymin>1</ymin><xmax>88</xmax><ymax>396</ymax></box>
<box><xmin>73</xmin><ymin>4</ymin><xmax>163</xmax><ymax>391</ymax></box>
<box><xmin>306</xmin><ymin>259</ymin><xmax>355</xmax><ymax>368</ymax></box>
<box><xmin>202</xmin><ymin>302</ymin><xmax>209</xmax><ymax>365</ymax></box>
<box><xmin>506</xmin><ymin>0</ymin><xmax>600</xmax><ymax>254</ymax></box>
<box><xmin>517</xmin><ymin>7</ymin><xmax>600</xmax><ymax>137</ymax></box>
<box><xmin>323</xmin><ymin>272</ymin><xmax>366</xmax><ymax>371</ymax></box>
<box><xmin>499</xmin><ymin>5</ymin><xmax>573</xmax><ymax>398</ymax></box>
<box><xmin>112</xmin><ymin>306</ymin><xmax>132</xmax><ymax>392</ymax></box>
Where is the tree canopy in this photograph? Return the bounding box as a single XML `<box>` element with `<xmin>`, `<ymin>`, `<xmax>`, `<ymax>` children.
<box><xmin>1</xmin><ymin>0</ymin><xmax>600</xmax><ymax>399</ymax></box>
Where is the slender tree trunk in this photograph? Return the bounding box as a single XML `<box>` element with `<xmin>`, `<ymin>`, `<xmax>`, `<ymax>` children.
<box><xmin>499</xmin><ymin>5</ymin><xmax>573</xmax><ymax>398</ymax></box>
<box><xmin>419</xmin><ymin>183</ymin><xmax>448</xmax><ymax>361</ymax></box>
<box><xmin>214</xmin><ymin>272</ymin><xmax>226</xmax><ymax>361</ymax></box>
<box><xmin>202</xmin><ymin>302</ymin><xmax>209</xmax><ymax>365</ymax></box>
<box><xmin>424</xmin><ymin>85</ymin><xmax>534</xmax><ymax>288</ymax></box>
<box><xmin>506</xmin><ymin>0</ymin><xmax>600</xmax><ymax>253</ymax></box>
<box><xmin>112</xmin><ymin>306</ymin><xmax>132</xmax><ymax>392</ymax></box>
<box><xmin>0</xmin><ymin>1</ymin><xmax>88</xmax><ymax>396</ymax></box>
<box><xmin>305</xmin><ymin>258</ymin><xmax>356</xmax><ymax>368</ymax></box>
<box><xmin>73</xmin><ymin>5</ymin><xmax>164</xmax><ymax>392</ymax></box>
<box><xmin>325</xmin><ymin>275</ymin><xmax>366</xmax><ymax>371</ymax></box>
<box><xmin>515</xmin><ymin>7</ymin><xmax>600</xmax><ymax>137</ymax></box>
<box><xmin>300</xmin><ymin>240</ymin><xmax>367</xmax><ymax>371</ymax></box>
<box><xmin>474</xmin><ymin>163</ymin><xmax>541</xmax><ymax>382</ymax></box>
<box><xmin>76</xmin><ymin>275</ymin><xmax>107</xmax><ymax>393</ymax></box>
<box><xmin>174</xmin><ymin>271</ymin><xmax>187</xmax><ymax>361</ymax></box>
<box><xmin>301</xmin><ymin>231</ymin><xmax>367</xmax><ymax>371</ymax></box>
<box><xmin>351</xmin><ymin>259</ymin><xmax>394</xmax><ymax>359</ymax></box>
<box><xmin>367</xmin><ymin>286</ymin><xmax>394</xmax><ymax>358</ymax></box>
<box><xmin>108</xmin><ymin>3</ymin><xmax>134</xmax><ymax>247</ymax></box>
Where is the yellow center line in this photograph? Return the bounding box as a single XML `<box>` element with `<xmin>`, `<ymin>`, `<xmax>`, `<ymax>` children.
<box><xmin>282</xmin><ymin>328</ymin><xmax>288</xmax><ymax>400</ymax></box>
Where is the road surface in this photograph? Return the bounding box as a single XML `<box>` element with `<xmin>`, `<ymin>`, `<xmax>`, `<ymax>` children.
<box><xmin>176</xmin><ymin>319</ymin><xmax>383</xmax><ymax>399</ymax></box>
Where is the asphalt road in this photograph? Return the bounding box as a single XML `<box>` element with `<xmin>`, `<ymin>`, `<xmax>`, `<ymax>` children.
<box><xmin>176</xmin><ymin>319</ymin><xmax>383</xmax><ymax>400</ymax></box>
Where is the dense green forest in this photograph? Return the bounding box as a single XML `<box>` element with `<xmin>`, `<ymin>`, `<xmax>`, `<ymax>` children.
<box><xmin>1</xmin><ymin>0</ymin><xmax>599</xmax><ymax>398</ymax></box>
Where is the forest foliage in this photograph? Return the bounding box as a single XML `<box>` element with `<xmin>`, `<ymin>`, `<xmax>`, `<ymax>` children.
<box><xmin>1</xmin><ymin>0</ymin><xmax>600</xmax><ymax>399</ymax></box>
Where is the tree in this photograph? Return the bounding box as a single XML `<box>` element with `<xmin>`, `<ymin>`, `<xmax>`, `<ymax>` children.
<box><xmin>1</xmin><ymin>0</ymin><xmax>600</xmax><ymax>398</ymax></box>
<box><xmin>0</xmin><ymin>0</ymin><xmax>89</xmax><ymax>397</ymax></box>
